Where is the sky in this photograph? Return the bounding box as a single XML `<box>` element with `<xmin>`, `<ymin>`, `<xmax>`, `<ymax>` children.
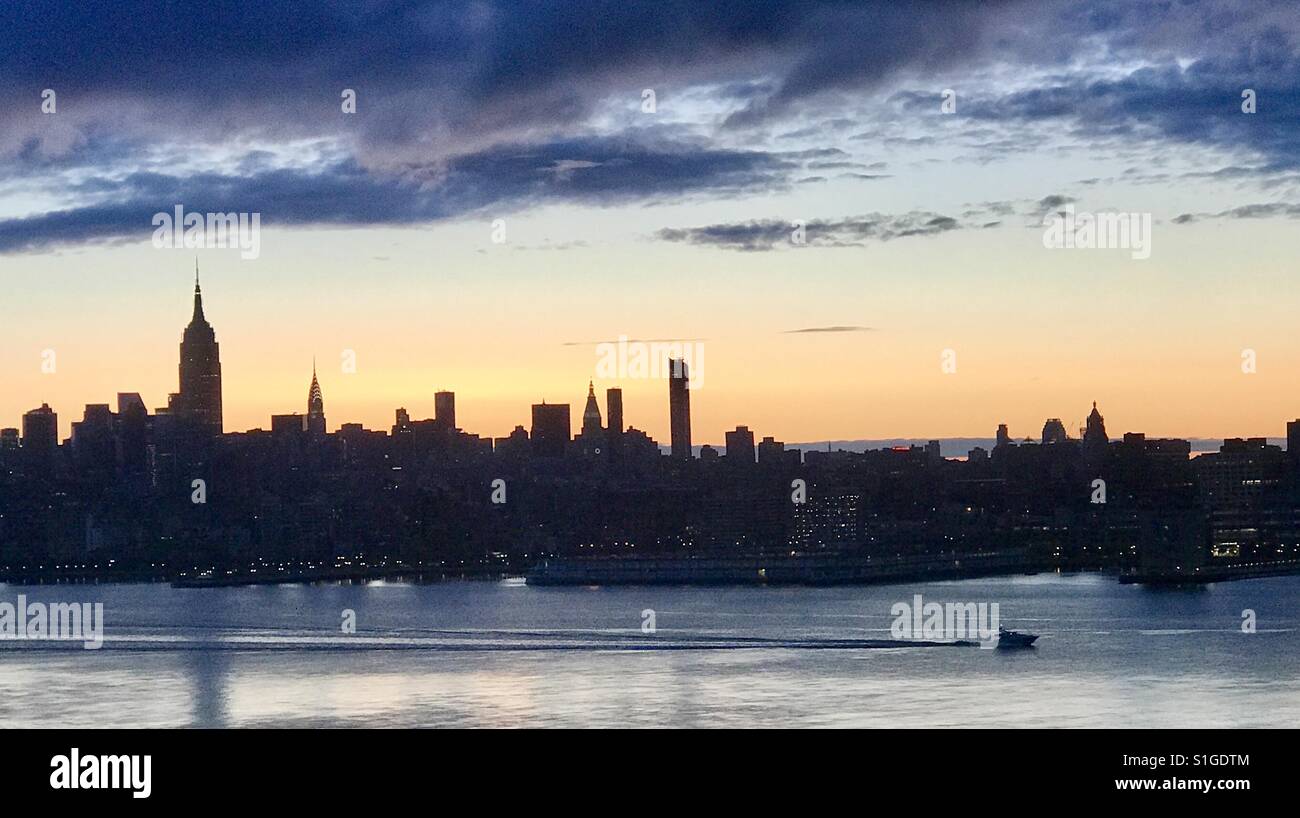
<box><xmin>2</xmin><ymin>0</ymin><xmax>1300</xmax><ymax>445</ymax></box>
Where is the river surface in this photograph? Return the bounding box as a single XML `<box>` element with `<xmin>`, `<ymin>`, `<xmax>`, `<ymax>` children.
<box><xmin>1</xmin><ymin>573</ymin><xmax>1296</xmax><ymax>727</ymax></box>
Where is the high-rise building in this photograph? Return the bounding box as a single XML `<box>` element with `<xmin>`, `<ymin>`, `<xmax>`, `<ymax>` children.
<box><xmin>116</xmin><ymin>393</ymin><xmax>148</xmax><ymax>475</ymax></box>
<box><xmin>172</xmin><ymin>267</ymin><xmax>223</xmax><ymax>435</ymax></box>
<box><xmin>725</xmin><ymin>425</ymin><xmax>755</xmax><ymax>465</ymax></box>
<box><xmin>435</xmin><ymin>391</ymin><xmax>456</xmax><ymax>430</ymax></box>
<box><xmin>531</xmin><ymin>402</ymin><xmax>570</xmax><ymax>458</ymax></box>
<box><xmin>606</xmin><ymin>387</ymin><xmax>624</xmax><ymax>453</ymax></box>
<box><xmin>272</xmin><ymin>413</ymin><xmax>306</xmax><ymax>435</ymax></box>
<box><xmin>307</xmin><ymin>363</ymin><xmax>326</xmax><ymax>438</ymax></box>
<box><xmin>757</xmin><ymin>435</ymin><xmax>785</xmax><ymax>466</ymax></box>
<box><xmin>1288</xmin><ymin>419</ymin><xmax>1300</xmax><ymax>462</ymax></box>
<box><xmin>996</xmin><ymin>423</ymin><xmax>1011</xmax><ymax>448</ymax></box>
<box><xmin>581</xmin><ymin>381</ymin><xmax>602</xmax><ymax>437</ymax></box>
<box><xmin>925</xmin><ymin>440</ymin><xmax>942</xmax><ymax>462</ymax></box>
<box><xmin>22</xmin><ymin>403</ymin><xmax>58</xmax><ymax>471</ymax></box>
<box><xmin>1084</xmin><ymin>401</ymin><xmax>1108</xmax><ymax>445</ymax></box>
<box><xmin>71</xmin><ymin>404</ymin><xmax>116</xmax><ymax>477</ymax></box>
<box><xmin>668</xmin><ymin>358</ymin><xmax>691</xmax><ymax>459</ymax></box>
<box><xmin>1042</xmin><ymin>418</ymin><xmax>1068</xmax><ymax>445</ymax></box>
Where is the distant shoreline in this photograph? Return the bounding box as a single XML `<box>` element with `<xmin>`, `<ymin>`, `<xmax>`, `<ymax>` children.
<box><xmin>6</xmin><ymin>556</ymin><xmax>1298</xmax><ymax>589</ymax></box>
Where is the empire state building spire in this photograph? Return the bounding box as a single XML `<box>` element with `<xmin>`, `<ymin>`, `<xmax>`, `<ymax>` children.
<box><xmin>174</xmin><ymin>264</ymin><xmax>223</xmax><ymax>435</ymax></box>
<box><xmin>192</xmin><ymin>259</ymin><xmax>206</xmax><ymax>324</ymax></box>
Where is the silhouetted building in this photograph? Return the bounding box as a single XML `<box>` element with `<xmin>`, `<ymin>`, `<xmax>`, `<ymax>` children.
<box><xmin>116</xmin><ymin>393</ymin><xmax>148</xmax><ymax>476</ymax></box>
<box><xmin>531</xmin><ymin>402</ymin><xmax>570</xmax><ymax>458</ymax></box>
<box><xmin>725</xmin><ymin>425</ymin><xmax>755</xmax><ymax>465</ymax></box>
<box><xmin>581</xmin><ymin>381</ymin><xmax>602</xmax><ymax>438</ymax></box>
<box><xmin>1084</xmin><ymin>402</ymin><xmax>1108</xmax><ymax>445</ymax></box>
<box><xmin>0</xmin><ymin>429</ymin><xmax>18</xmax><ymax>450</ymax></box>
<box><xmin>21</xmin><ymin>403</ymin><xmax>58</xmax><ymax>472</ymax></box>
<box><xmin>1289</xmin><ymin>419</ymin><xmax>1300</xmax><ymax>463</ymax></box>
<box><xmin>393</xmin><ymin>407</ymin><xmax>411</xmax><ymax>432</ymax></box>
<box><xmin>757</xmin><ymin>435</ymin><xmax>785</xmax><ymax>466</ymax></box>
<box><xmin>71</xmin><ymin>404</ymin><xmax>116</xmax><ymax>478</ymax></box>
<box><xmin>575</xmin><ymin>382</ymin><xmax>605</xmax><ymax>456</ymax></box>
<box><xmin>669</xmin><ymin>358</ymin><xmax>691</xmax><ymax>459</ymax></box>
<box><xmin>494</xmin><ymin>425</ymin><xmax>530</xmax><ymax>458</ymax></box>
<box><xmin>435</xmin><ymin>391</ymin><xmax>456</xmax><ymax>430</ymax></box>
<box><xmin>1042</xmin><ymin>418</ymin><xmax>1068</xmax><ymax>445</ymax></box>
<box><xmin>170</xmin><ymin>269</ymin><xmax>223</xmax><ymax>435</ymax></box>
<box><xmin>272</xmin><ymin>413</ymin><xmax>306</xmax><ymax>435</ymax></box>
<box><xmin>996</xmin><ymin>423</ymin><xmax>1011</xmax><ymax>448</ymax></box>
<box><xmin>606</xmin><ymin>387</ymin><xmax>624</xmax><ymax>457</ymax></box>
<box><xmin>307</xmin><ymin>364</ymin><xmax>326</xmax><ymax>438</ymax></box>
<box><xmin>1083</xmin><ymin>401</ymin><xmax>1108</xmax><ymax>459</ymax></box>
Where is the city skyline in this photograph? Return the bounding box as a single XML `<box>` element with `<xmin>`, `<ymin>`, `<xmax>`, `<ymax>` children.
<box><xmin>7</xmin><ymin>271</ymin><xmax>1300</xmax><ymax>452</ymax></box>
<box><xmin>4</xmin><ymin>1</ymin><xmax>1300</xmax><ymax>741</ymax></box>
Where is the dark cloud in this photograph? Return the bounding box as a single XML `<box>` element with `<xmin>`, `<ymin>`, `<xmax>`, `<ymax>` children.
<box><xmin>917</xmin><ymin>40</ymin><xmax>1300</xmax><ymax>172</ymax></box>
<box><xmin>656</xmin><ymin>213</ymin><xmax>963</xmax><ymax>252</ymax></box>
<box><xmin>0</xmin><ymin>1</ymin><xmax>1038</xmax><ymax>162</ymax></box>
<box><xmin>2</xmin><ymin>0</ymin><xmax>1300</xmax><ymax>254</ymax></box>
<box><xmin>1173</xmin><ymin>202</ymin><xmax>1300</xmax><ymax>224</ymax></box>
<box><xmin>783</xmin><ymin>326</ymin><xmax>874</xmax><ymax>334</ymax></box>
<box><xmin>0</xmin><ymin>137</ymin><xmax>792</xmax><ymax>253</ymax></box>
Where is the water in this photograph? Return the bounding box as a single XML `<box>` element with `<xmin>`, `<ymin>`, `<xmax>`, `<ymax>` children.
<box><xmin>1</xmin><ymin>573</ymin><xmax>1297</xmax><ymax>727</ymax></box>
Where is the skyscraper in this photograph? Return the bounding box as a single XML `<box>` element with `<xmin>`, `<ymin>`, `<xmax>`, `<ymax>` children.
<box><xmin>581</xmin><ymin>381</ymin><xmax>603</xmax><ymax>438</ymax></box>
<box><xmin>606</xmin><ymin>387</ymin><xmax>624</xmax><ymax>457</ymax></box>
<box><xmin>669</xmin><ymin>358</ymin><xmax>691</xmax><ymax>459</ymax></box>
<box><xmin>116</xmin><ymin>393</ymin><xmax>148</xmax><ymax>475</ymax></box>
<box><xmin>1083</xmin><ymin>401</ymin><xmax>1108</xmax><ymax>458</ymax></box>
<box><xmin>725</xmin><ymin>425</ymin><xmax>755</xmax><ymax>465</ymax></box>
<box><xmin>307</xmin><ymin>363</ymin><xmax>326</xmax><ymax>438</ymax></box>
<box><xmin>435</xmin><ymin>391</ymin><xmax>456</xmax><ymax>430</ymax></box>
<box><xmin>173</xmin><ymin>267</ymin><xmax>223</xmax><ymax>435</ymax></box>
<box><xmin>530</xmin><ymin>402</ymin><xmax>570</xmax><ymax>458</ymax></box>
<box><xmin>22</xmin><ymin>403</ymin><xmax>58</xmax><ymax>473</ymax></box>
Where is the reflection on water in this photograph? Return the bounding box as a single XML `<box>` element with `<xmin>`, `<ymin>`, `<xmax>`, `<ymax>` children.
<box><xmin>1</xmin><ymin>573</ymin><xmax>1298</xmax><ymax>727</ymax></box>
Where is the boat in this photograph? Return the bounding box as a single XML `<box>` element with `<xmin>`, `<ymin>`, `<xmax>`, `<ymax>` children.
<box><xmin>996</xmin><ymin>626</ymin><xmax>1038</xmax><ymax>649</ymax></box>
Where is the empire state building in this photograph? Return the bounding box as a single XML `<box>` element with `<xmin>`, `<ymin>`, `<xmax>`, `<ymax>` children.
<box><xmin>171</xmin><ymin>268</ymin><xmax>223</xmax><ymax>435</ymax></box>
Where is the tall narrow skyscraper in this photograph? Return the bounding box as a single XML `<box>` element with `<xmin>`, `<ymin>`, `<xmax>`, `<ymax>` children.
<box><xmin>606</xmin><ymin>387</ymin><xmax>624</xmax><ymax>437</ymax></box>
<box><xmin>173</xmin><ymin>266</ymin><xmax>223</xmax><ymax>435</ymax></box>
<box><xmin>307</xmin><ymin>362</ymin><xmax>326</xmax><ymax>438</ymax></box>
<box><xmin>435</xmin><ymin>391</ymin><xmax>456</xmax><ymax>430</ymax></box>
<box><xmin>668</xmin><ymin>358</ymin><xmax>691</xmax><ymax>459</ymax></box>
